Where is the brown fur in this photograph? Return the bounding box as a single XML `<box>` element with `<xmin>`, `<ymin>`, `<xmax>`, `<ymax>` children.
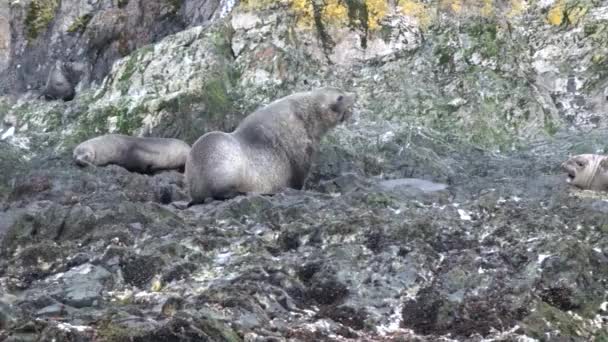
<box><xmin>73</xmin><ymin>134</ymin><xmax>191</xmax><ymax>174</ymax></box>
<box><xmin>185</xmin><ymin>87</ymin><xmax>356</xmax><ymax>204</ymax></box>
<box><xmin>561</xmin><ymin>154</ymin><xmax>608</xmax><ymax>191</ymax></box>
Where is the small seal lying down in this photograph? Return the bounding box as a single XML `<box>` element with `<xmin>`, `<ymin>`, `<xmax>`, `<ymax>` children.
<box><xmin>561</xmin><ymin>154</ymin><xmax>608</xmax><ymax>191</ymax></box>
<box><xmin>186</xmin><ymin>87</ymin><xmax>356</xmax><ymax>205</ymax></box>
<box><xmin>73</xmin><ymin>134</ymin><xmax>191</xmax><ymax>174</ymax></box>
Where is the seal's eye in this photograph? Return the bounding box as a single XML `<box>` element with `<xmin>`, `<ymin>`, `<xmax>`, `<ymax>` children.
<box><xmin>576</xmin><ymin>161</ymin><xmax>585</xmax><ymax>167</ymax></box>
<box><xmin>337</xmin><ymin>95</ymin><xmax>343</xmax><ymax>102</ymax></box>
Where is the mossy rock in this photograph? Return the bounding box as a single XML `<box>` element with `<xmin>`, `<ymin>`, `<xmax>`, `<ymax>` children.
<box><xmin>25</xmin><ymin>0</ymin><xmax>59</xmax><ymax>41</ymax></box>
<box><xmin>67</xmin><ymin>14</ymin><xmax>93</xmax><ymax>34</ymax></box>
<box><xmin>521</xmin><ymin>301</ymin><xmax>601</xmax><ymax>340</ymax></box>
<box><xmin>0</xmin><ymin>143</ymin><xmax>27</xmax><ymax>201</ymax></box>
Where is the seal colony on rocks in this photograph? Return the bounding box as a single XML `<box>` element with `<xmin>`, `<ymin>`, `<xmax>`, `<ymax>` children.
<box><xmin>73</xmin><ymin>134</ymin><xmax>191</xmax><ymax>174</ymax></box>
<box><xmin>561</xmin><ymin>154</ymin><xmax>608</xmax><ymax>191</ymax></box>
<box><xmin>185</xmin><ymin>87</ymin><xmax>356</xmax><ymax>205</ymax></box>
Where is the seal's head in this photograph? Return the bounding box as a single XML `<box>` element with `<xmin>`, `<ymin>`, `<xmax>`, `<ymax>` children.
<box><xmin>561</xmin><ymin>154</ymin><xmax>608</xmax><ymax>190</ymax></box>
<box><xmin>73</xmin><ymin>143</ymin><xmax>95</xmax><ymax>167</ymax></box>
<box><xmin>314</xmin><ymin>87</ymin><xmax>356</xmax><ymax>126</ymax></box>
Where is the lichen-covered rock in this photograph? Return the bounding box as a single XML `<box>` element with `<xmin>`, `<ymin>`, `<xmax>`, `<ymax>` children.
<box><xmin>0</xmin><ymin>0</ymin><xmax>224</xmax><ymax>96</ymax></box>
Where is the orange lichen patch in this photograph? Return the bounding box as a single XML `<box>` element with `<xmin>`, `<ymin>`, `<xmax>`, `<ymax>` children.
<box><xmin>547</xmin><ymin>0</ymin><xmax>565</xmax><ymax>26</ymax></box>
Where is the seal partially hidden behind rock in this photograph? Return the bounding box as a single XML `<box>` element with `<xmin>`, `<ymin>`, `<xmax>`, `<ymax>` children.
<box><xmin>561</xmin><ymin>154</ymin><xmax>608</xmax><ymax>191</ymax></box>
<box><xmin>73</xmin><ymin>134</ymin><xmax>191</xmax><ymax>174</ymax></box>
<box><xmin>186</xmin><ymin>87</ymin><xmax>356</xmax><ymax>205</ymax></box>
<box><xmin>42</xmin><ymin>60</ymin><xmax>76</xmax><ymax>102</ymax></box>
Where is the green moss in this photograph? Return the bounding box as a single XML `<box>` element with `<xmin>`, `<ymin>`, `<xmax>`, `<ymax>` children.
<box><xmin>202</xmin><ymin>79</ymin><xmax>231</xmax><ymax>117</ymax></box>
<box><xmin>0</xmin><ymin>142</ymin><xmax>26</xmax><ymax>201</ymax></box>
<box><xmin>43</xmin><ymin>110</ymin><xmax>64</xmax><ymax>131</ymax></box>
<box><xmin>522</xmin><ymin>301</ymin><xmax>601</xmax><ymax>340</ymax></box>
<box><xmin>584</xmin><ymin>22</ymin><xmax>599</xmax><ymax>35</ymax></box>
<box><xmin>364</xmin><ymin>192</ymin><xmax>397</xmax><ymax>208</ymax></box>
<box><xmin>210</xmin><ymin>24</ymin><xmax>236</xmax><ymax>59</ymax></box>
<box><xmin>117</xmin><ymin>58</ymin><xmax>138</xmax><ymax>94</ymax></box>
<box><xmin>544</xmin><ymin>114</ymin><xmax>559</xmax><ymax>136</ymax></box>
<box><xmin>434</xmin><ymin>46</ymin><xmax>454</xmax><ymax>66</ymax></box>
<box><xmin>464</xmin><ymin>21</ymin><xmax>501</xmax><ymax>59</ymax></box>
<box><xmin>593</xmin><ymin>329</ymin><xmax>608</xmax><ymax>341</ymax></box>
<box><xmin>116</xmin><ymin>106</ymin><xmax>144</xmax><ymax>134</ymax></box>
<box><xmin>68</xmin><ymin>100</ymin><xmax>143</xmax><ymax>146</ymax></box>
<box><xmin>25</xmin><ymin>0</ymin><xmax>59</xmax><ymax>41</ymax></box>
<box><xmin>379</xmin><ymin>23</ymin><xmax>392</xmax><ymax>43</ymax></box>
<box><xmin>96</xmin><ymin>321</ymin><xmax>143</xmax><ymax>342</ymax></box>
<box><xmin>67</xmin><ymin>14</ymin><xmax>92</xmax><ymax>34</ymax></box>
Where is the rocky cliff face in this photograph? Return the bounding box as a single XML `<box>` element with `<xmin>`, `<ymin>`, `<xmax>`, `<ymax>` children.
<box><xmin>1</xmin><ymin>0</ymin><xmax>608</xmax><ymax>341</ymax></box>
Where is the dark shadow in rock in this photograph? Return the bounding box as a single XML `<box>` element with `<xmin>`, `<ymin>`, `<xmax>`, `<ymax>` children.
<box><xmin>120</xmin><ymin>255</ymin><xmax>165</xmax><ymax>289</ymax></box>
<box><xmin>318</xmin><ymin>305</ymin><xmax>368</xmax><ymax>330</ymax></box>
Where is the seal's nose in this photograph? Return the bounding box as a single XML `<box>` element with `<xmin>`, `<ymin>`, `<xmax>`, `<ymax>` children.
<box><xmin>74</xmin><ymin>156</ymin><xmax>87</xmax><ymax>167</ymax></box>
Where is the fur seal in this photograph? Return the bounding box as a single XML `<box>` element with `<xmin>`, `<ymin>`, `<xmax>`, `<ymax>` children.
<box><xmin>43</xmin><ymin>60</ymin><xmax>76</xmax><ymax>102</ymax></box>
<box><xmin>561</xmin><ymin>154</ymin><xmax>608</xmax><ymax>191</ymax></box>
<box><xmin>185</xmin><ymin>86</ymin><xmax>356</xmax><ymax>204</ymax></box>
<box><xmin>73</xmin><ymin>134</ymin><xmax>191</xmax><ymax>174</ymax></box>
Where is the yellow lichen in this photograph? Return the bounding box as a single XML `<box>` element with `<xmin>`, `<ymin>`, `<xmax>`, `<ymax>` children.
<box><xmin>566</xmin><ymin>5</ymin><xmax>587</xmax><ymax>26</ymax></box>
<box><xmin>507</xmin><ymin>0</ymin><xmax>525</xmax><ymax>18</ymax></box>
<box><xmin>547</xmin><ymin>0</ymin><xmax>565</xmax><ymax>26</ymax></box>
<box><xmin>400</xmin><ymin>0</ymin><xmax>433</xmax><ymax>28</ymax></box>
<box><xmin>290</xmin><ymin>0</ymin><xmax>314</xmax><ymax>28</ymax></box>
<box><xmin>239</xmin><ymin>0</ymin><xmax>276</xmax><ymax>10</ymax></box>
<box><xmin>366</xmin><ymin>0</ymin><xmax>388</xmax><ymax>30</ymax></box>
<box><xmin>442</xmin><ymin>0</ymin><xmax>463</xmax><ymax>14</ymax></box>
<box><xmin>480</xmin><ymin>0</ymin><xmax>494</xmax><ymax>17</ymax></box>
<box><xmin>323</xmin><ymin>0</ymin><xmax>348</xmax><ymax>27</ymax></box>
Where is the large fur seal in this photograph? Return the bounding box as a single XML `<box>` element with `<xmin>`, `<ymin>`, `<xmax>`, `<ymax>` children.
<box><xmin>561</xmin><ymin>154</ymin><xmax>608</xmax><ymax>191</ymax></box>
<box><xmin>185</xmin><ymin>87</ymin><xmax>356</xmax><ymax>205</ymax></box>
<box><xmin>73</xmin><ymin>134</ymin><xmax>191</xmax><ymax>174</ymax></box>
<box><xmin>43</xmin><ymin>60</ymin><xmax>76</xmax><ymax>102</ymax></box>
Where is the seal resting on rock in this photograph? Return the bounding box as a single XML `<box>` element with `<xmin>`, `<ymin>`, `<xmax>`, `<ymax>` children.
<box><xmin>73</xmin><ymin>134</ymin><xmax>191</xmax><ymax>174</ymax></box>
<box><xmin>43</xmin><ymin>60</ymin><xmax>76</xmax><ymax>102</ymax></box>
<box><xmin>561</xmin><ymin>154</ymin><xmax>608</xmax><ymax>191</ymax></box>
<box><xmin>185</xmin><ymin>87</ymin><xmax>356</xmax><ymax>205</ymax></box>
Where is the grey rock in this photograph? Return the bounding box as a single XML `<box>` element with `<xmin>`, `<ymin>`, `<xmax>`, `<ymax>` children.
<box><xmin>51</xmin><ymin>263</ymin><xmax>112</xmax><ymax>308</ymax></box>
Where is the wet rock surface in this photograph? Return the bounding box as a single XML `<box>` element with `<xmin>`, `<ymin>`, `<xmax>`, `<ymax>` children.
<box><xmin>1</xmin><ymin>128</ymin><xmax>607</xmax><ymax>341</ymax></box>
